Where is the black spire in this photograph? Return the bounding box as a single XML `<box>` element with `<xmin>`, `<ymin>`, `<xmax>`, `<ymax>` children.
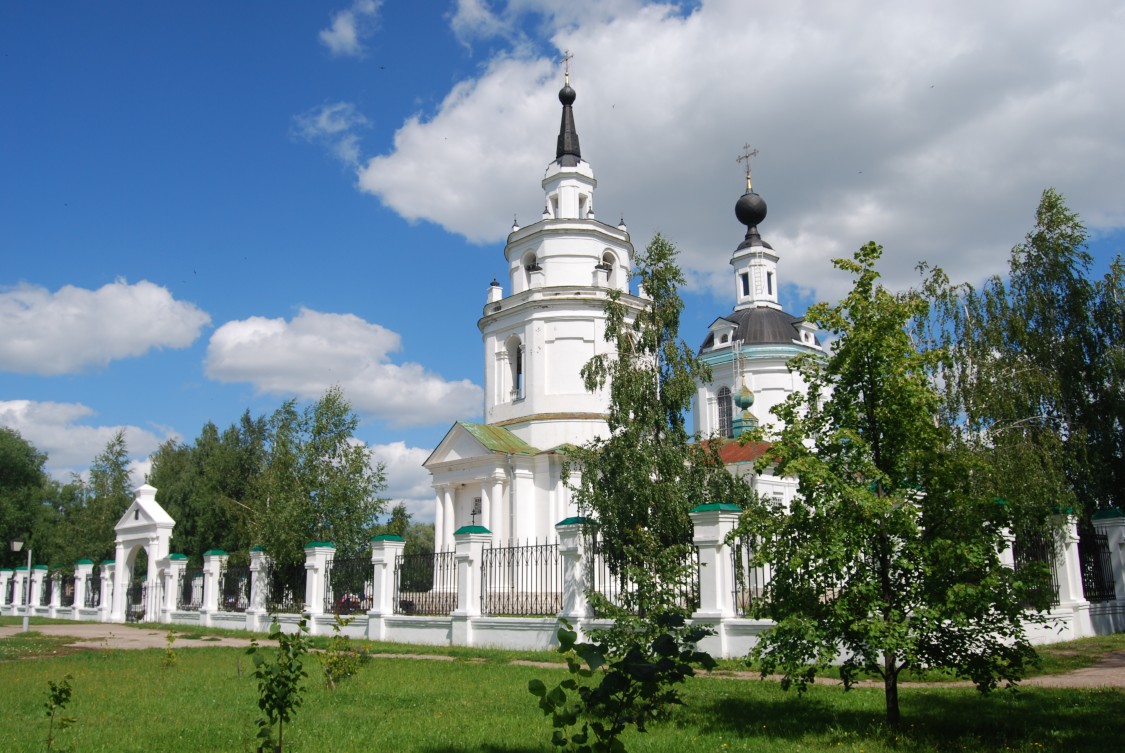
<box><xmin>555</xmin><ymin>60</ymin><xmax>581</xmax><ymax>167</ymax></box>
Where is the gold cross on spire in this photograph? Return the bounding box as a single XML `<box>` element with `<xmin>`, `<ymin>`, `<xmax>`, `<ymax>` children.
<box><xmin>562</xmin><ymin>49</ymin><xmax>573</xmax><ymax>84</ymax></box>
<box><xmin>737</xmin><ymin>144</ymin><xmax>759</xmax><ymax>190</ymax></box>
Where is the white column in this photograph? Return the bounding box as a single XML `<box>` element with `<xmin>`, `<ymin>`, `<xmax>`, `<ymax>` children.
<box><xmin>99</xmin><ymin>562</ymin><xmax>114</xmax><ymax>622</ymax></box>
<box><xmin>110</xmin><ymin>543</ymin><xmax>128</xmax><ymax>623</ymax></box>
<box><xmin>434</xmin><ymin>488</ymin><xmax>445</xmax><ymax>555</ymax></box>
<box><xmin>30</xmin><ymin>566</ymin><xmax>47</xmax><ymax>609</ymax></box>
<box><xmin>491</xmin><ymin>475</ymin><xmax>505</xmax><ymax>545</ymax></box>
<box><xmin>556</xmin><ymin>518</ymin><xmax>591</xmax><ymax>624</ymax></box>
<box><xmin>49</xmin><ymin>571</ymin><xmax>63</xmax><ymax>615</ymax></box>
<box><xmin>200</xmin><ymin>550</ymin><xmax>228</xmax><ymax>627</ymax></box>
<box><xmin>442</xmin><ymin>487</ymin><xmax>455</xmax><ymax>551</ymax></box>
<box><xmin>145</xmin><ymin>541</ymin><xmax>161</xmax><ymax>623</ymax></box>
<box><xmin>511</xmin><ymin>466</ymin><xmax>535</xmax><ymax>543</ymax></box>
<box><xmin>998</xmin><ymin>528</ymin><xmax>1016</xmax><ymax>569</ymax></box>
<box><xmin>303</xmin><ymin>542</ymin><xmax>335</xmax><ymax>620</ymax></box>
<box><xmin>1054</xmin><ymin>515</ymin><xmax>1087</xmax><ymax>606</ymax></box>
<box><xmin>480</xmin><ymin>481</ymin><xmax>492</xmax><ymax>533</ymax></box>
<box><xmin>73</xmin><ymin>561</ymin><xmax>94</xmax><ymax>613</ymax></box>
<box><xmin>247</xmin><ymin>547</ymin><xmax>270</xmax><ymax>631</ymax></box>
<box><xmin>451</xmin><ymin>528</ymin><xmax>491</xmax><ymax>647</ymax></box>
<box><xmin>368</xmin><ymin>535</ymin><xmax>406</xmax><ymax>641</ymax></box>
<box><xmin>0</xmin><ymin>569</ymin><xmax>11</xmax><ymax>608</ymax></box>
<box><xmin>165</xmin><ymin>555</ymin><xmax>188</xmax><ymax>620</ymax></box>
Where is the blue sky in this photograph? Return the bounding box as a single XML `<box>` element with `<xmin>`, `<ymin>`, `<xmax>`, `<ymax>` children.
<box><xmin>2</xmin><ymin>1</ymin><xmax>1123</xmax><ymax>521</ymax></box>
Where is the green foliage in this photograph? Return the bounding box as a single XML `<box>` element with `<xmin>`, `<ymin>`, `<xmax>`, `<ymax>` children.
<box><xmin>248</xmin><ymin>618</ymin><xmax>311</xmax><ymax>753</ymax></box>
<box><xmin>162</xmin><ymin>630</ymin><xmax>178</xmax><ymax>669</ymax></box>
<box><xmin>529</xmin><ymin>617</ymin><xmax>716</xmax><ymax>752</ymax></box>
<box><xmin>0</xmin><ymin>427</ymin><xmax>50</xmax><ymax>568</ymax></box>
<box><xmin>921</xmin><ymin>188</ymin><xmax>1124</xmax><ymax>515</ymax></box>
<box><xmin>566</xmin><ymin>234</ymin><xmax>755</xmax><ymax>648</ymax></box>
<box><xmin>321</xmin><ymin>614</ymin><xmax>368</xmax><ymax>689</ymax></box>
<box><xmin>743</xmin><ymin>242</ymin><xmax>1041</xmax><ymax>727</ymax></box>
<box><xmin>44</xmin><ymin>674</ymin><xmax>76</xmax><ymax>752</ymax></box>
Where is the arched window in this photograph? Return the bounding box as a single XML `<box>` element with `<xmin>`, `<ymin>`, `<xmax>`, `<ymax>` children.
<box><xmin>718</xmin><ymin>386</ymin><xmax>733</xmax><ymax>438</ymax></box>
<box><xmin>506</xmin><ymin>335</ymin><xmax>524</xmax><ymax>400</ymax></box>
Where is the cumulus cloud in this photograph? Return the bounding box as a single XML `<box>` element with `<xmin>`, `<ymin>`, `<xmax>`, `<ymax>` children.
<box><xmin>358</xmin><ymin>0</ymin><xmax>1125</xmax><ymax>303</ymax></box>
<box><xmin>0</xmin><ymin>400</ymin><xmax>169</xmax><ymax>485</ymax></box>
<box><xmin>370</xmin><ymin>440</ymin><xmax>436</xmax><ymax>522</ymax></box>
<box><xmin>319</xmin><ymin>0</ymin><xmax>381</xmax><ymax>57</ymax></box>
<box><xmin>292</xmin><ymin>101</ymin><xmax>370</xmax><ymax>165</ymax></box>
<box><xmin>0</xmin><ymin>279</ymin><xmax>210</xmax><ymax>375</ymax></box>
<box><xmin>204</xmin><ymin>308</ymin><xmax>482</xmax><ymax>428</ymax></box>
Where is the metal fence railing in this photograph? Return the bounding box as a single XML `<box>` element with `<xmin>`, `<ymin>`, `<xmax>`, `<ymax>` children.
<box><xmin>324</xmin><ymin>557</ymin><xmax>374</xmax><ymax>615</ymax></box>
<box><xmin>585</xmin><ymin>533</ymin><xmax>700</xmax><ymax>616</ymax></box>
<box><xmin>85</xmin><ymin>571</ymin><xmax>101</xmax><ymax>608</ymax></box>
<box><xmin>125</xmin><ymin>582</ymin><xmax>146</xmax><ymax>622</ymax></box>
<box><xmin>60</xmin><ymin>576</ymin><xmax>75</xmax><ymax>607</ymax></box>
<box><xmin>220</xmin><ymin>564</ymin><xmax>250</xmax><ymax>612</ymax></box>
<box><xmin>731</xmin><ymin>534</ymin><xmax>772</xmax><ymax>617</ymax></box>
<box><xmin>1079</xmin><ymin>528</ymin><xmax>1116</xmax><ymax>603</ymax></box>
<box><xmin>266</xmin><ymin>561</ymin><xmax>306</xmax><ymax>614</ymax></box>
<box><xmin>178</xmin><ymin>569</ymin><xmax>204</xmax><ymax>611</ymax></box>
<box><xmin>1014</xmin><ymin>534</ymin><xmax>1060</xmax><ymax>608</ymax></box>
<box><xmin>482</xmin><ymin>541</ymin><xmax>561</xmax><ymax>616</ymax></box>
<box><xmin>394</xmin><ymin>551</ymin><xmax>456</xmax><ymax>615</ymax></box>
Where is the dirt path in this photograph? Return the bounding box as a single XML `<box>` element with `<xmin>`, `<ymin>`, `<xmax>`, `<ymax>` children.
<box><xmin>4</xmin><ymin>623</ymin><xmax>1124</xmax><ymax>688</ymax></box>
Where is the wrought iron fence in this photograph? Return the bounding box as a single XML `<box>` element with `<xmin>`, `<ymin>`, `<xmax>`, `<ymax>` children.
<box><xmin>125</xmin><ymin>582</ymin><xmax>146</xmax><ymax>622</ymax></box>
<box><xmin>1013</xmin><ymin>534</ymin><xmax>1060</xmax><ymax>608</ymax></box>
<box><xmin>178</xmin><ymin>569</ymin><xmax>204</xmax><ymax>611</ymax></box>
<box><xmin>4</xmin><ymin>576</ymin><xmax>14</xmax><ymax>606</ymax></box>
<box><xmin>220</xmin><ymin>563</ymin><xmax>251</xmax><ymax>612</ymax></box>
<box><xmin>60</xmin><ymin>576</ymin><xmax>75</xmax><ymax>607</ymax></box>
<box><xmin>324</xmin><ymin>557</ymin><xmax>374</xmax><ymax>614</ymax></box>
<box><xmin>731</xmin><ymin>534</ymin><xmax>771</xmax><ymax>617</ymax></box>
<box><xmin>84</xmin><ymin>571</ymin><xmax>101</xmax><ymax>608</ymax></box>
<box><xmin>585</xmin><ymin>533</ymin><xmax>700</xmax><ymax>616</ymax></box>
<box><xmin>266</xmin><ymin>560</ymin><xmax>306</xmax><ymax>614</ymax></box>
<box><xmin>43</xmin><ymin>574</ymin><xmax>54</xmax><ymax>607</ymax></box>
<box><xmin>393</xmin><ymin>551</ymin><xmax>456</xmax><ymax>615</ymax></box>
<box><xmin>482</xmin><ymin>541</ymin><xmax>561</xmax><ymax>616</ymax></box>
<box><xmin>1078</xmin><ymin>527</ymin><xmax>1116</xmax><ymax>603</ymax></box>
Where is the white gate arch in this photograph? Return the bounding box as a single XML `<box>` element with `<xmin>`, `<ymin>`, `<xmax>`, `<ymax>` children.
<box><xmin>110</xmin><ymin>484</ymin><xmax>175</xmax><ymax>623</ymax></box>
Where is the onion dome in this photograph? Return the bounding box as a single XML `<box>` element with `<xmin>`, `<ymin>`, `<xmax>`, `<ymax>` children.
<box><xmin>735</xmin><ymin>189</ymin><xmax>771</xmax><ymax>251</ymax></box>
<box><xmin>734</xmin><ymin>381</ymin><xmax>755</xmax><ymax>411</ymax></box>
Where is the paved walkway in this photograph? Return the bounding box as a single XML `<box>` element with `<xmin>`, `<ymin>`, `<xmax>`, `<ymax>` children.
<box><xmin>3</xmin><ymin>623</ymin><xmax>1124</xmax><ymax>688</ymax></box>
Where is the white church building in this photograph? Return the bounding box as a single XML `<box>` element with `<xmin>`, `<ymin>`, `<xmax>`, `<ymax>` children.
<box><xmin>424</xmin><ymin>74</ymin><xmax>819</xmax><ymax>549</ymax></box>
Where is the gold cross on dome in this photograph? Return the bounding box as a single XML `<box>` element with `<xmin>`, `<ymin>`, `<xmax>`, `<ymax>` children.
<box><xmin>562</xmin><ymin>50</ymin><xmax>573</xmax><ymax>83</ymax></box>
<box><xmin>737</xmin><ymin>144</ymin><xmax>759</xmax><ymax>190</ymax></box>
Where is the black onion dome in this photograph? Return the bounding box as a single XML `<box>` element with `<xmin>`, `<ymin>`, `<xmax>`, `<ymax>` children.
<box><xmin>735</xmin><ymin>190</ymin><xmax>767</xmax><ymax>228</ymax></box>
<box><xmin>559</xmin><ymin>84</ymin><xmax>576</xmax><ymax>106</ymax></box>
<box><xmin>700</xmin><ymin>308</ymin><xmax>817</xmax><ymax>351</ymax></box>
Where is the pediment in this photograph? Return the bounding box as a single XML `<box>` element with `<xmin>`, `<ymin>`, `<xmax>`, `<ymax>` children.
<box><xmin>424</xmin><ymin>422</ymin><xmax>538</xmax><ymax>467</ymax></box>
<box><xmin>114</xmin><ymin>484</ymin><xmax>175</xmax><ymax>532</ymax></box>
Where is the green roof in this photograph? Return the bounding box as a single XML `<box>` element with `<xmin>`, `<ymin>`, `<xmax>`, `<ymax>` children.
<box><xmin>453</xmin><ymin>525</ymin><xmax>491</xmax><ymax>536</ymax></box>
<box><xmin>691</xmin><ymin>503</ymin><xmax>742</xmax><ymax>513</ymax></box>
<box><xmin>1092</xmin><ymin>508</ymin><xmax>1124</xmax><ymax>521</ymax></box>
<box><xmin>203</xmin><ymin>549</ymin><xmax>228</xmax><ymax>556</ymax></box>
<box><xmin>458</xmin><ymin>422</ymin><xmax>539</xmax><ymax>455</ymax></box>
<box><xmin>304</xmin><ymin>541</ymin><xmax>335</xmax><ymax>549</ymax></box>
<box><xmin>371</xmin><ymin>534</ymin><xmax>405</xmax><ymax>542</ymax></box>
<box><xmin>556</xmin><ymin>516</ymin><xmax>592</xmax><ymax>527</ymax></box>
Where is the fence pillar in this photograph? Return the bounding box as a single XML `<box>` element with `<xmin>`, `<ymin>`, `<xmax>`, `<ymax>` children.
<box><xmin>1053</xmin><ymin>514</ymin><xmax>1092</xmax><ymax>639</ymax></box>
<box><xmin>200</xmin><ymin>550</ymin><xmax>228</xmax><ymax>627</ymax></box>
<box><xmin>368</xmin><ymin>535</ymin><xmax>406</xmax><ymax>641</ymax></box>
<box><xmin>48</xmin><ymin>571</ymin><xmax>63</xmax><ymax>616</ymax></box>
<box><xmin>163</xmin><ymin>554</ymin><xmax>188</xmax><ymax>621</ymax></box>
<box><xmin>0</xmin><ymin>569</ymin><xmax>11</xmax><ymax>609</ymax></box>
<box><xmin>998</xmin><ymin>528</ymin><xmax>1016</xmax><ymax>569</ymax></box>
<box><xmin>451</xmin><ymin>526</ymin><xmax>491</xmax><ymax>646</ymax></box>
<box><xmin>690</xmin><ymin>503</ymin><xmax>741</xmax><ymax>621</ymax></box>
<box><xmin>30</xmin><ymin>565</ymin><xmax>48</xmax><ymax>609</ymax></box>
<box><xmin>1092</xmin><ymin>509</ymin><xmax>1125</xmax><ymax>601</ymax></box>
<box><xmin>73</xmin><ymin>560</ymin><xmax>93</xmax><ymax>614</ymax></box>
<box><xmin>303</xmin><ymin>542</ymin><xmax>335</xmax><ymax>625</ymax></box>
<box><xmin>99</xmin><ymin>561</ymin><xmax>115</xmax><ymax>623</ymax></box>
<box><xmin>556</xmin><ymin>518</ymin><xmax>592</xmax><ymax>623</ymax></box>
<box><xmin>246</xmin><ymin>547</ymin><xmax>271</xmax><ymax>631</ymax></box>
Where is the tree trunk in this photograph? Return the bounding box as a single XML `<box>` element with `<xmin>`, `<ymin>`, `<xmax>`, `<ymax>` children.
<box><xmin>883</xmin><ymin>655</ymin><xmax>900</xmax><ymax>727</ymax></box>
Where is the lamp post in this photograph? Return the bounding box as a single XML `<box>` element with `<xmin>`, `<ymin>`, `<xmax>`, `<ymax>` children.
<box><xmin>10</xmin><ymin>540</ymin><xmax>31</xmax><ymax>633</ymax></box>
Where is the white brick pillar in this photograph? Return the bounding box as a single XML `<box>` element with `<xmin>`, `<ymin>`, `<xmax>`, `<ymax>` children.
<box><xmin>303</xmin><ymin>542</ymin><xmax>335</xmax><ymax>619</ymax></box>
<box><xmin>31</xmin><ymin>565</ymin><xmax>48</xmax><ymax>609</ymax></box>
<box><xmin>368</xmin><ymin>535</ymin><xmax>406</xmax><ymax>641</ymax></box>
<box><xmin>99</xmin><ymin>561</ymin><xmax>115</xmax><ymax>622</ymax></box>
<box><xmin>247</xmin><ymin>547</ymin><xmax>271</xmax><ymax>631</ymax></box>
<box><xmin>1054</xmin><ymin>515</ymin><xmax>1087</xmax><ymax>606</ymax></box>
<box><xmin>110</xmin><ymin>542</ymin><xmax>128</xmax><ymax>623</ymax></box>
<box><xmin>690</xmin><ymin>503</ymin><xmax>741</xmax><ymax>620</ymax></box>
<box><xmin>1092</xmin><ymin>509</ymin><xmax>1125</xmax><ymax>601</ymax></box>
<box><xmin>73</xmin><ymin>560</ymin><xmax>93</xmax><ymax>613</ymax></box>
<box><xmin>556</xmin><ymin>518</ymin><xmax>592</xmax><ymax>623</ymax></box>
<box><xmin>999</xmin><ymin>527</ymin><xmax>1016</xmax><ymax>569</ymax></box>
<box><xmin>451</xmin><ymin>526</ymin><xmax>491</xmax><ymax>646</ymax></box>
<box><xmin>200</xmin><ymin>550</ymin><xmax>228</xmax><ymax>627</ymax></box>
<box><xmin>49</xmin><ymin>571</ymin><xmax>63</xmax><ymax>615</ymax></box>
<box><xmin>11</xmin><ymin>567</ymin><xmax>29</xmax><ymax>615</ymax></box>
<box><xmin>164</xmin><ymin>555</ymin><xmax>188</xmax><ymax>619</ymax></box>
<box><xmin>0</xmin><ymin>569</ymin><xmax>11</xmax><ymax>608</ymax></box>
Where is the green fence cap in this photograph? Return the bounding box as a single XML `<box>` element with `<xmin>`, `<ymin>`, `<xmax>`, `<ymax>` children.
<box><xmin>250</xmin><ymin>546</ymin><xmax>265</xmax><ymax>552</ymax></box>
<box><xmin>453</xmin><ymin>525</ymin><xmax>491</xmax><ymax>536</ymax></box>
<box><xmin>33</xmin><ymin>564</ymin><xmax>49</xmax><ymax>570</ymax></box>
<box><xmin>690</xmin><ymin>503</ymin><xmax>742</xmax><ymax>513</ymax></box>
<box><xmin>100</xmin><ymin>559</ymin><xmax>115</xmax><ymax>566</ymax></box>
<box><xmin>556</xmin><ymin>516</ymin><xmax>591</xmax><ymax>527</ymax></box>
<box><xmin>371</xmin><ymin>534</ymin><xmax>405</xmax><ymax>542</ymax></box>
<box><xmin>1092</xmin><ymin>508</ymin><xmax>1124</xmax><ymax>521</ymax></box>
<box><xmin>203</xmin><ymin>549</ymin><xmax>228</xmax><ymax>556</ymax></box>
<box><xmin>304</xmin><ymin>541</ymin><xmax>336</xmax><ymax>549</ymax></box>
<box><xmin>168</xmin><ymin>553</ymin><xmax>189</xmax><ymax>561</ymax></box>
<box><xmin>75</xmin><ymin>559</ymin><xmax>94</xmax><ymax>565</ymax></box>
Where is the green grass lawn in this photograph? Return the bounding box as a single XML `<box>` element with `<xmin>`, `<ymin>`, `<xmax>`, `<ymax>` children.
<box><xmin>0</xmin><ymin>631</ymin><xmax>1122</xmax><ymax>752</ymax></box>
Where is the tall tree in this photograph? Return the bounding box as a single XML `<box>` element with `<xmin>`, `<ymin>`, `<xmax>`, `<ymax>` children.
<box><xmin>744</xmin><ymin>243</ymin><xmax>1042</xmax><ymax>726</ymax></box>
<box><xmin>77</xmin><ymin>431</ymin><xmax>134</xmax><ymax>562</ymax></box>
<box><xmin>0</xmin><ymin>427</ymin><xmax>50</xmax><ymax>567</ymax></box>
<box><xmin>925</xmin><ymin>189</ymin><xmax>1124</xmax><ymax>514</ymax></box>
<box><xmin>567</xmin><ymin>233</ymin><xmax>754</xmax><ymax>643</ymax></box>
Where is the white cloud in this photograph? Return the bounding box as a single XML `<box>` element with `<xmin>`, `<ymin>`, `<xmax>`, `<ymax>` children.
<box><xmin>204</xmin><ymin>308</ymin><xmax>483</xmax><ymax>428</ymax></box>
<box><xmin>369</xmin><ymin>440</ymin><xmax>435</xmax><ymax>522</ymax></box>
<box><xmin>0</xmin><ymin>400</ymin><xmax>169</xmax><ymax>486</ymax></box>
<box><xmin>0</xmin><ymin>279</ymin><xmax>210</xmax><ymax>375</ymax></box>
<box><xmin>292</xmin><ymin>101</ymin><xmax>370</xmax><ymax>165</ymax></box>
<box><xmin>358</xmin><ymin>0</ymin><xmax>1125</xmax><ymax>304</ymax></box>
<box><xmin>319</xmin><ymin>0</ymin><xmax>382</xmax><ymax>58</ymax></box>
